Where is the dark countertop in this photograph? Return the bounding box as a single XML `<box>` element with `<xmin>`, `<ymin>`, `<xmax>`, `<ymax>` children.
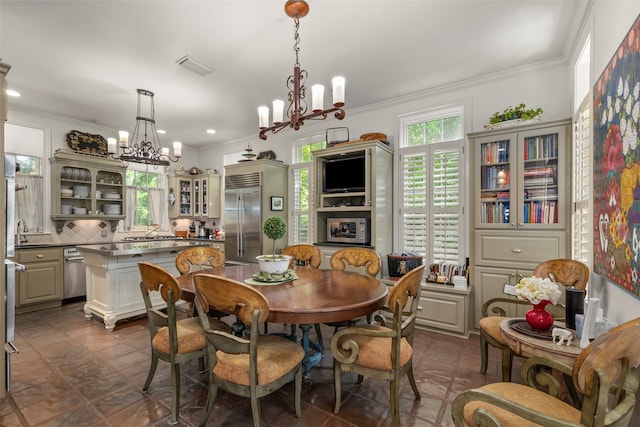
<box><xmin>76</xmin><ymin>240</ymin><xmax>213</xmax><ymax>256</ymax></box>
<box><xmin>15</xmin><ymin>238</ymin><xmax>225</xmax><ymax>250</ymax></box>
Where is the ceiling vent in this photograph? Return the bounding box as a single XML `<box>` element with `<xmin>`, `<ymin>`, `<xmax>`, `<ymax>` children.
<box><xmin>175</xmin><ymin>55</ymin><xmax>213</xmax><ymax>76</ymax></box>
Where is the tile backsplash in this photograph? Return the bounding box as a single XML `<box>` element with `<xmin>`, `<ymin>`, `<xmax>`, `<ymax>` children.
<box><xmin>23</xmin><ymin>218</ymin><xmax>221</xmax><ymax>245</ymax></box>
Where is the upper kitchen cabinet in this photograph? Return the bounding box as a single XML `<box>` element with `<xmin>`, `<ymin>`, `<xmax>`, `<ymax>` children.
<box><xmin>168</xmin><ymin>172</ymin><xmax>221</xmax><ymax>218</ymax></box>
<box><xmin>50</xmin><ymin>150</ymin><xmax>126</xmax><ymax>233</ymax></box>
<box><xmin>469</xmin><ymin>119</ymin><xmax>570</xmax><ymax>231</ymax></box>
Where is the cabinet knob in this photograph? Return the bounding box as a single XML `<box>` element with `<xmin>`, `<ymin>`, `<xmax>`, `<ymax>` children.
<box><xmin>37</xmin><ymin>254</ymin><xmax>44</xmax><ymax>258</ymax></box>
<box><xmin>512</xmin><ymin>249</ymin><xmax>522</xmax><ymax>253</ymax></box>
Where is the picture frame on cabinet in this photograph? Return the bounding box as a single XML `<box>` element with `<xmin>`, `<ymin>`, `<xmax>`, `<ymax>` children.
<box><xmin>271</xmin><ymin>196</ymin><xmax>284</xmax><ymax>211</ymax></box>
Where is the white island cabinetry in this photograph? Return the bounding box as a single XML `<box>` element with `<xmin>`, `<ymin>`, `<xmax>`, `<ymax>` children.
<box><xmin>78</xmin><ymin>240</ymin><xmax>210</xmax><ymax>330</ymax></box>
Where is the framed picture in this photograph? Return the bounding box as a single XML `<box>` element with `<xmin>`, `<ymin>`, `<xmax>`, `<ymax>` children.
<box><xmin>271</xmin><ymin>196</ymin><xmax>284</xmax><ymax>211</ymax></box>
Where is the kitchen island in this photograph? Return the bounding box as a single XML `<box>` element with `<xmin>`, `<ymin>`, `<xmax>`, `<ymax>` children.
<box><xmin>78</xmin><ymin>240</ymin><xmax>210</xmax><ymax>330</ymax></box>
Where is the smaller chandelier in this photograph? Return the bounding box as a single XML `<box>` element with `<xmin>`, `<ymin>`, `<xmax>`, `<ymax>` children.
<box><xmin>258</xmin><ymin>0</ymin><xmax>345</xmax><ymax>140</ymax></box>
<box><xmin>107</xmin><ymin>89</ymin><xmax>181</xmax><ymax>167</ymax></box>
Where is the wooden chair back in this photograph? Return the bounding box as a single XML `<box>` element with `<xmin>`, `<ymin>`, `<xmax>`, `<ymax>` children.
<box><xmin>175</xmin><ymin>246</ymin><xmax>225</xmax><ymax>274</ymax></box>
<box><xmin>572</xmin><ymin>317</ymin><xmax>640</xmax><ymax>425</ymax></box>
<box><xmin>330</xmin><ymin>247</ymin><xmax>381</xmax><ymax>277</ymax></box>
<box><xmin>193</xmin><ymin>273</ymin><xmax>269</xmax><ymax>326</ymax></box>
<box><xmin>138</xmin><ymin>261</ymin><xmax>181</xmax><ymax>307</ymax></box>
<box><xmin>532</xmin><ymin>259</ymin><xmax>589</xmax><ymax>290</ymax></box>
<box><xmin>387</xmin><ymin>265</ymin><xmax>425</xmax><ymax>340</ymax></box>
<box><xmin>281</xmin><ymin>244</ymin><xmax>321</xmax><ymax>269</ymax></box>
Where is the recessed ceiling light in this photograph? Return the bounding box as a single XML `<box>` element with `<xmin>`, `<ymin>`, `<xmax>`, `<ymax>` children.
<box><xmin>206</xmin><ymin>129</ymin><xmax>216</xmax><ymax>134</ymax></box>
<box><xmin>6</xmin><ymin>89</ymin><xmax>20</xmax><ymax>97</ymax></box>
<box><xmin>157</xmin><ymin>129</ymin><xmax>166</xmax><ymax>134</ymax></box>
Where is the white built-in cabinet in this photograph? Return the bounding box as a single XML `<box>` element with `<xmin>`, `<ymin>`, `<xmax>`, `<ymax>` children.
<box><xmin>468</xmin><ymin>119</ymin><xmax>571</xmax><ymax>328</ymax></box>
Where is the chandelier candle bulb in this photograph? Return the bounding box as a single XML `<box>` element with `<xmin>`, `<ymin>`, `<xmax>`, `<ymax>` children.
<box><xmin>311</xmin><ymin>84</ymin><xmax>324</xmax><ymax>111</ymax></box>
<box><xmin>160</xmin><ymin>147</ymin><xmax>169</xmax><ymax>161</ymax></box>
<box><xmin>118</xmin><ymin>130</ymin><xmax>129</xmax><ymax>148</ymax></box>
<box><xmin>258</xmin><ymin>106</ymin><xmax>269</xmax><ymax>128</ymax></box>
<box><xmin>332</xmin><ymin>76</ymin><xmax>345</xmax><ymax>106</ymax></box>
<box><xmin>107</xmin><ymin>137</ymin><xmax>117</xmax><ymax>154</ymax></box>
<box><xmin>172</xmin><ymin>141</ymin><xmax>182</xmax><ymax>158</ymax></box>
<box><xmin>272</xmin><ymin>99</ymin><xmax>284</xmax><ymax>124</ymax></box>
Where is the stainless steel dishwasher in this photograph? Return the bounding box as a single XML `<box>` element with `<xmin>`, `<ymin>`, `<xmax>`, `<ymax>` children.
<box><xmin>63</xmin><ymin>247</ymin><xmax>86</xmax><ymax>303</ymax></box>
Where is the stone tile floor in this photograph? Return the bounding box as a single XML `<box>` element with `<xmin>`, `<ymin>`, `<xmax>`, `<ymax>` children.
<box><xmin>1</xmin><ymin>302</ymin><xmax>508</xmax><ymax>426</ymax></box>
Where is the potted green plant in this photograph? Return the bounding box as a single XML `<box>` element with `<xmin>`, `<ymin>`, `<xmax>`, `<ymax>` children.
<box><xmin>487</xmin><ymin>103</ymin><xmax>543</xmax><ymax>127</ymax></box>
<box><xmin>256</xmin><ymin>216</ymin><xmax>291</xmax><ymax>274</ymax></box>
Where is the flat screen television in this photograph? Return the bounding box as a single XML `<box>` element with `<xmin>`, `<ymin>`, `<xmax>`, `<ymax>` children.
<box><xmin>322</xmin><ymin>154</ymin><xmax>365</xmax><ymax>193</ymax></box>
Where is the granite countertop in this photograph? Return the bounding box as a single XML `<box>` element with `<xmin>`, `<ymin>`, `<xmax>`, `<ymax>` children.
<box><xmin>15</xmin><ymin>237</ymin><xmax>225</xmax><ymax>250</ymax></box>
<box><xmin>76</xmin><ymin>239</ymin><xmax>213</xmax><ymax>256</ymax></box>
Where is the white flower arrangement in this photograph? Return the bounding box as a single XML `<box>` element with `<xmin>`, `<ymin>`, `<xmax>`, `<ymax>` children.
<box><xmin>515</xmin><ymin>276</ymin><xmax>562</xmax><ymax>305</ymax></box>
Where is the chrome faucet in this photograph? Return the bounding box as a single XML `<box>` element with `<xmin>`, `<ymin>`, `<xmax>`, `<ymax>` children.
<box><xmin>16</xmin><ymin>219</ymin><xmax>28</xmax><ymax>244</ymax></box>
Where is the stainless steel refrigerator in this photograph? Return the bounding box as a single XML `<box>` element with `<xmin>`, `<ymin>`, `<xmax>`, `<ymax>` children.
<box><xmin>224</xmin><ymin>175</ymin><xmax>262</xmax><ymax>263</ymax></box>
<box><xmin>4</xmin><ymin>154</ymin><xmax>25</xmax><ymax>392</ymax></box>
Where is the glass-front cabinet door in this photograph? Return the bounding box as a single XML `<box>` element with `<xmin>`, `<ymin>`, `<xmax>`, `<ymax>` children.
<box><xmin>478</xmin><ymin>136</ymin><xmax>513</xmax><ymax>227</ymax></box>
<box><xmin>517</xmin><ymin>128</ymin><xmax>563</xmax><ymax>227</ymax></box>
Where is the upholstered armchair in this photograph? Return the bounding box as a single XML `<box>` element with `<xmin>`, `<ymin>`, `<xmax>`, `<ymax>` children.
<box><xmin>137</xmin><ymin>262</ymin><xmax>231</xmax><ymax>425</ymax></box>
<box><xmin>479</xmin><ymin>258</ymin><xmax>589</xmax><ymax>381</ymax></box>
<box><xmin>454</xmin><ymin>317</ymin><xmax>640</xmax><ymax>427</ymax></box>
<box><xmin>193</xmin><ymin>273</ymin><xmax>304</xmax><ymax>427</ymax></box>
<box><xmin>332</xmin><ymin>265</ymin><xmax>425</xmax><ymax>427</ymax></box>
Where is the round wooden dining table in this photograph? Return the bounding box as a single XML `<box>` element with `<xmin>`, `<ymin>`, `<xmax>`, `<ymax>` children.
<box><xmin>176</xmin><ymin>263</ymin><xmax>388</xmax><ymax>377</ymax></box>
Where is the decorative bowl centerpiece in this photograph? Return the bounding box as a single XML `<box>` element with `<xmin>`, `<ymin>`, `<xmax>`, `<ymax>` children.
<box><xmin>256</xmin><ymin>216</ymin><xmax>291</xmax><ymax>275</ymax></box>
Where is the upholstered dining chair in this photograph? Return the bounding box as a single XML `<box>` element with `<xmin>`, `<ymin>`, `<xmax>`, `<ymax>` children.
<box><xmin>332</xmin><ymin>264</ymin><xmax>425</xmax><ymax>427</ymax></box>
<box><xmin>175</xmin><ymin>246</ymin><xmax>225</xmax><ymax>274</ymax></box>
<box><xmin>479</xmin><ymin>258</ymin><xmax>589</xmax><ymax>382</ymax></box>
<box><xmin>315</xmin><ymin>247</ymin><xmax>383</xmax><ymax>352</ymax></box>
<box><xmin>453</xmin><ymin>317</ymin><xmax>640</xmax><ymax>427</ymax></box>
<box><xmin>193</xmin><ymin>273</ymin><xmax>305</xmax><ymax>427</ymax></box>
<box><xmin>137</xmin><ymin>262</ymin><xmax>231</xmax><ymax>425</ymax></box>
<box><xmin>281</xmin><ymin>243</ymin><xmax>322</xmax><ymax>269</ymax></box>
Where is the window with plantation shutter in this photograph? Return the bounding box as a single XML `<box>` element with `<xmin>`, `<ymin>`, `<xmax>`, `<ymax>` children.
<box><xmin>571</xmin><ymin>37</ymin><xmax>591</xmax><ymax>265</ymax></box>
<box><xmin>289</xmin><ymin>138</ymin><xmax>326</xmax><ymax>244</ymax></box>
<box><xmin>399</xmin><ymin>108</ymin><xmax>465</xmax><ymax>265</ymax></box>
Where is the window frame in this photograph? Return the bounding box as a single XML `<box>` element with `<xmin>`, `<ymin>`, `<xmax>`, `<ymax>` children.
<box><xmin>288</xmin><ymin>135</ymin><xmax>326</xmax><ymax>245</ymax></box>
<box><xmin>125</xmin><ymin>166</ymin><xmax>166</xmax><ymax>231</ymax></box>
<box><xmin>396</xmin><ymin>106</ymin><xmax>466</xmax><ymax>265</ymax></box>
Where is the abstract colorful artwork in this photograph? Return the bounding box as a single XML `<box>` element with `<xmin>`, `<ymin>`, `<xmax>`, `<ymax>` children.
<box><xmin>593</xmin><ymin>14</ymin><xmax>640</xmax><ymax>299</ymax></box>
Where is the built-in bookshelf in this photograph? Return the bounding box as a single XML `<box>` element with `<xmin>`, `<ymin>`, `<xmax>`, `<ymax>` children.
<box><xmin>469</xmin><ymin>119</ymin><xmax>571</xmax><ymax>328</ymax></box>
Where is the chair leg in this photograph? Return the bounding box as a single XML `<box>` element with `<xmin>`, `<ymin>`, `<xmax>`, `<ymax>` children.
<box><xmin>390</xmin><ymin>379</ymin><xmax>400</xmax><ymax>427</ymax></box>
<box><xmin>333</xmin><ymin>362</ymin><xmax>342</xmax><ymax>414</ymax></box>
<box><xmin>142</xmin><ymin>353</ymin><xmax>159</xmax><ymax>392</ymax></box>
<box><xmin>480</xmin><ymin>332</ymin><xmax>489</xmax><ymax>374</ymax></box>
<box><xmin>501</xmin><ymin>346</ymin><xmax>514</xmax><ymax>382</ymax></box>
<box><xmin>314</xmin><ymin>323</ymin><xmax>324</xmax><ymax>354</ymax></box>
<box><xmin>250</xmin><ymin>388</ymin><xmax>261</xmax><ymax>427</ymax></box>
<box><xmin>170</xmin><ymin>363</ymin><xmax>181</xmax><ymax>424</ymax></box>
<box><xmin>294</xmin><ymin>365</ymin><xmax>302</xmax><ymax>418</ymax></box>
<box><xmin>406</xmin><ymin>362</ymin><xmax>421</xmax><ymax>400</ymax></box>
<box><xmin>199</xmin><ymin>381</ymin><xmax>218</xmax><ymax>427</ymax></box>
